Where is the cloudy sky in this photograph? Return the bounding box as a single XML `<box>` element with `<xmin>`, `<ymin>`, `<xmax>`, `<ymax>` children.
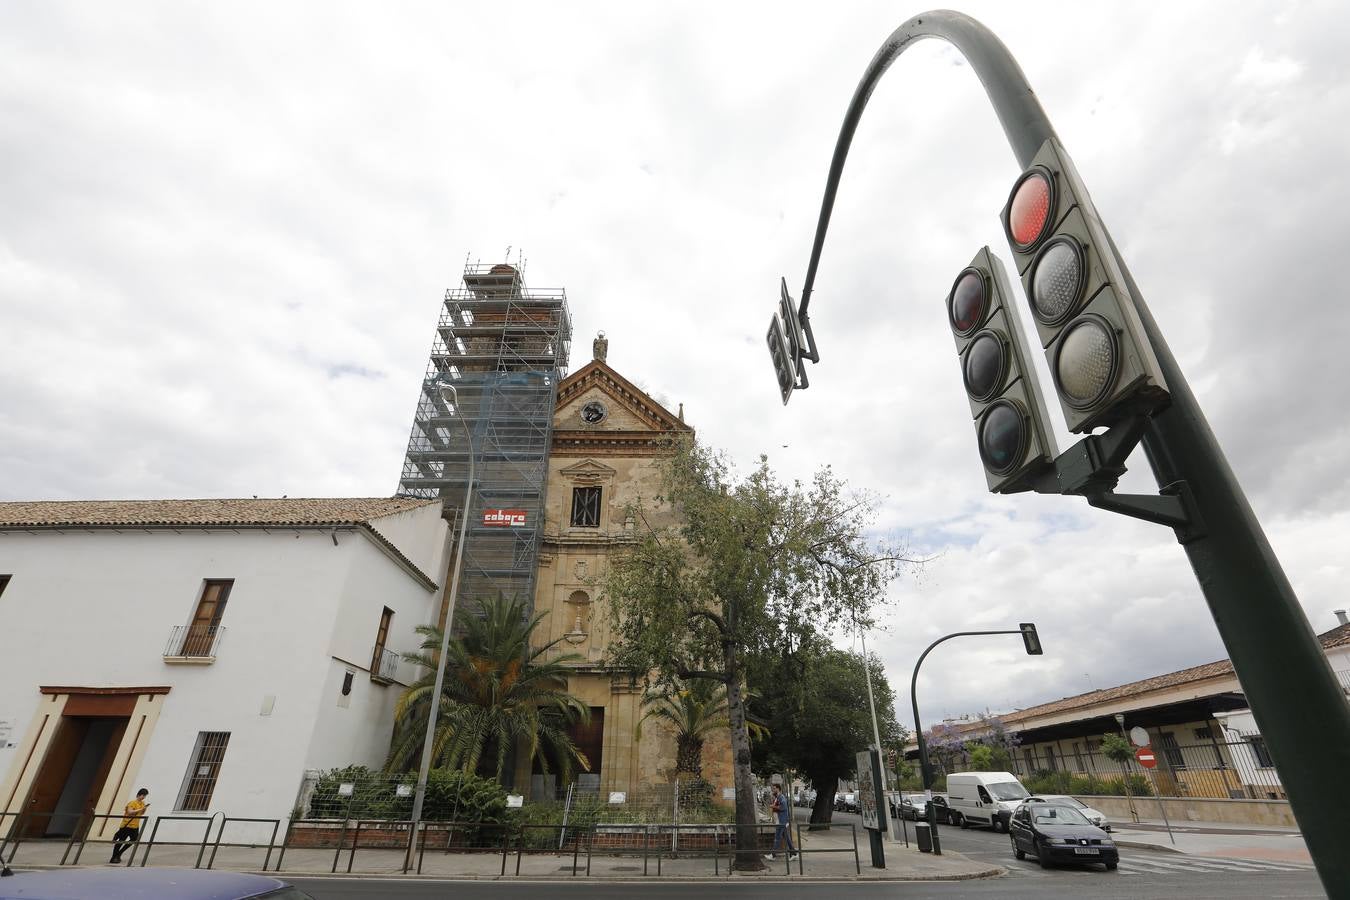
<box><xmin>4</xmin><ymin>1</ymin><xmax>1347</xmax><ymax>728</ymax></box>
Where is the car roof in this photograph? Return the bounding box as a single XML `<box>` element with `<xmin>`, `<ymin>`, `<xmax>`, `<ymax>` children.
<box><xmin>0</xmin><ymin>868</ymin><xmax>289</xmax><ymax>900</ymax></box>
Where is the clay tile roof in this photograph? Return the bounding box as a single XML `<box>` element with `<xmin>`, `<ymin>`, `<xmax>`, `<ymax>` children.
<box><xmin>0</xmin><ymin>497</ymin><xmax>437</xmax><ymax>529</ymax></box>
<box><xmin>1000</xmin><ymin>623</ymin><xmax>1350</xmax><ymax>727</ymax></box>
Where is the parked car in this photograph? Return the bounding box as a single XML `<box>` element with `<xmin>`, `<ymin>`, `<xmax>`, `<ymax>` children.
<box><xmin>1009</xmin><ymin>801</ymin><xmax>1118</xmax><ymax>870</ymax></box>
<box><xmin>1021</xmin><ymin>794</ymin><xmax>1111</xmax><ymax>831</ymax></box>
<box><xmin>930</xmin><ymin>793</ymin><xmax>951</xmax><ymax>824</ymax></box>
<box><xmin>834</xmin><ymin>791</ymin><xmax>858</xmax><ymax>813</ymax></box>
<box><xmin>946</xmin><ymin>771</ymin><xmax>1030</xmax><ymax>831</ymax></box>
<box><xmin>898</xmin><ymin>792</ymin><xmax>929</xmax><ymax>821</ymax></box>
<box><xmin>0</xmin><ymin>868</ymin><xmax>313</xmax><ymax>899</ymax></box>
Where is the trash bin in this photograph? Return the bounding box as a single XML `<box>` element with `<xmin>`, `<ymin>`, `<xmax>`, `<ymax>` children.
<box><xmin>915</xmin><ymin>821</ymin><xmax>933</xmax><ymax>853</ymax></box>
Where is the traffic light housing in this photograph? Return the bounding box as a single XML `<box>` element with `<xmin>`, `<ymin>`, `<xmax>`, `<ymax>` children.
<box><xmin>1002</xmin><ymin>139</ymin><xmax>1169</xmax><ymax>433</ymax></box>
<box><xmin>1020</xmin><ymin>622</ymin><xmax>1043</xmax><ymax>655</ymax></box>
<box><xmin>766</xmin><ymin>313</ymin><xmax>795</xmax><ymax>405</ymax></box>
<box><xmin>768</xmin><ymin>278</ymin><xmax>811</xmax><ymax>405</ymax></box>
<box><xmin>944</xmin><ymin>247</ymin><xmax>1059</xmax><ymax>493</ymax></box>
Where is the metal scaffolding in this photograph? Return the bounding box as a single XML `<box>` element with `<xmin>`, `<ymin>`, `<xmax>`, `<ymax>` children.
<box><xmin>397</xmin><ymin>262</ymin><xmax>572</xmax><ymax>613</ymax></box>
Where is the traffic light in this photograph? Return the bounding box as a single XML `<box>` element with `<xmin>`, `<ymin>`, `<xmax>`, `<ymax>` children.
<box><xmin>944</xmin><ymin>246</ymin><xmax>1059</xmax><ymax>493</ymax></box>
<box><xmin>1002</xmin><ymin>139</ymin><xmax>1169</xmax><ymax>433</ymax></box>
<box><xmin>766</xmin><ymin>313</ymin><xmax>795</xmax><ymax>405</ymax></box>
<box><xmin>1020</xmin><ymin>622</ymin><xmax>1043</xmax><ymax>656</ymax></box>
<box><xmin>768</xmin><ymin>278</ymin><xmax>810</xmax><ymax>405</ymax></box>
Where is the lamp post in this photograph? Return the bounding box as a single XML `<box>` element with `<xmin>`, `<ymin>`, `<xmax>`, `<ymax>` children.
<box><xmin>859</xmin><ymin>630</ymin><xmax>902</xmax><ymax>845</ymax></box>
<box><xmin>1113</xmin><ymin>713</ymin><xmax>1139</xmax><ymax>824</ymax></box>
<box><xmin>911</xmin><ymin>625</ymin><xmax>1042</xmax><ymax>854</ymax></box>
<box><xmin>408</xmin><ymin>383</ymin><xmax>475</xmax><ymax>840</ymax></box>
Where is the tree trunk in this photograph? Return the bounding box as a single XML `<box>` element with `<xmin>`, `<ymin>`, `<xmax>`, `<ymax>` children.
<box><xmin>809</xmin><ymin>775</ymin><xmax>837</xmax><ymax>829</ymax></box>
<box><xmin>724</xmin><ymin>664</ymin><xmax>765</xmax><ymax>871</ymax></box>
<box><xmin>676</xmin><ymin>736</ymin><xmax>704</xmax><ymax>777</ymax></box>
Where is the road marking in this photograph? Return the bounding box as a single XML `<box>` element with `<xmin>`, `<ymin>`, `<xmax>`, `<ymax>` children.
<box><xmin>1120</xmin><ymin>856</ymin><xmax>1313</xmax><ymax>874</ymax></box>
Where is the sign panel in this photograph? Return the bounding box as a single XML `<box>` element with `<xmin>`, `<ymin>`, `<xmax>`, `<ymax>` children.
<box><xmin>483</xmin><ymin>508</ymin><xmax>527</xmax><ymax>528</ymax></box>
<box><xmin>337</xmin><ymin>783</ymin><xmax>354</xmax><ymax>797</ymax></box>
<box><xmin>1129</xmin><ymin>726</ymin><xmax>1150</xmax><ymax>747</ymax></box>
<box><xmin>722</xmin><ymin>787</ymin><xmax>736</xmax><ymax>800</ymax></box>
<box><xmin>396</xmin><ymin>784</ymin><xmax>412</xmax><ymax>797</ymax></box>
<box><xmin>608</xmin><ymin>792</ymin><xmax>626</xmax><ymax>804</ymax></box>
<box><xmin>1135</xmin><ymin>746</ymin><xmax>1157</xmax><ymax>769</ymax></box>
<box><xmin>855</xmin><ymin>749</ymin><xmax>886</xmax><ymax>833</ymax></box>
<box><xmin>506</xmin><ymin>794</ymin><xmax>525</xmax><ymax>808</ymax></box>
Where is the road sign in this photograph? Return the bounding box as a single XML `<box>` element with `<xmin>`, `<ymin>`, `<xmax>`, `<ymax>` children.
<box><xmin>1135</xmin><ymin>746</ymin><xmax>1157</xmax><ymax>769</ymax></box>
<box><xmin>1129</xmin><ymin>726</ymin><xmax>1150</xmax><ymax>747</ymax></box>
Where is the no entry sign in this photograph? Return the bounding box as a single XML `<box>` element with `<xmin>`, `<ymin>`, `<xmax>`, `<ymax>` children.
<box><xmin>1135</xmin><ymin>746</ymin><xmax>1158</xmax><ymax>769</ymax></box>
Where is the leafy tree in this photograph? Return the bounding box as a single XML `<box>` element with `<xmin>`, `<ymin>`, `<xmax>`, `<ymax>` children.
<box><xmin>1101</xmin><ymin>732</ymin><xmax>1133</xmax><ymax>763</ymax></box>
<box><xmin>966</xmin><ymin>743</ymin><xmax>995</xmax><ymax>771</ymax></box>
<box><xmin>750</xmin><ymin>644</ymin><xmax>901</xmax><ymax>828</ymax></box>
<box><xmin>636</xmin><ymin>678</ymin><xmax>766</xmax><ymax>778</ymax></box>
<box><xmin>385</xmin><ymin>595</ymin><xmax>590</xmax><ymax>783</ymax></box>
<box><xmin>601</xmin><ymin>443</ymin><xmax>914</xmax><ymax>868</ymax></box>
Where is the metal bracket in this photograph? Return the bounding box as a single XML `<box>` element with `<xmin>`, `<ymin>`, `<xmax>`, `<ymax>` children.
<box><xmin>1028</xmin><ymin>416</ymin><xmax>1201</xmax><ymax>540</ymax></box>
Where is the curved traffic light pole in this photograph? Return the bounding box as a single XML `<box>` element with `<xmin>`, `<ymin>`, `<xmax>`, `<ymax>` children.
<box><xmin>792</xmin><ymin>11</ymin><xmax>1350</xmax><ymax>893</ymax></box>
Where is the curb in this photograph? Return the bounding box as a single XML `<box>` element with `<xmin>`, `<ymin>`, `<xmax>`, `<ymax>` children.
<box><xmin>1115</xmin><ymin>839</ymin><xmax>1184</xmax><ymax>854</ymax></box>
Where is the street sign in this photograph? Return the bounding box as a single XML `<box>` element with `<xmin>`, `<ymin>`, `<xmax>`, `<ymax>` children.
<box><xmin>1135</xmin><ymin>746</ymin><xmax>1157</xmax><ymax>769</ymax></box>
<box><xmin>1129</xmin><ymin>726</ymin><xmax>1150</xmax><ymax>747</ymax></box>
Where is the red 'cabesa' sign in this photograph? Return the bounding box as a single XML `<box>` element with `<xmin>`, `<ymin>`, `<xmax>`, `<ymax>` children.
<box><xmin>482</xmin><ymin>508</ymin><xmax>527</xmax><ymax>528</ymax></box>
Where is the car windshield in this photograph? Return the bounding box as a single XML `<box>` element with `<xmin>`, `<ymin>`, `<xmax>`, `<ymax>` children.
<box><xmin>1033</xmin><ymin>806</ymin><xmax>1091</xmax><ymax>826</ymax></box>
<box><xmin>988</xmin><ymin>782</ymin><xmax>1030</xmax><ymax>801</ymax></box>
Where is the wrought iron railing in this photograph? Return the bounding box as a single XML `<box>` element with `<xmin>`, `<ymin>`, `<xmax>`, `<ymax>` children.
<box><xmin>371</xmin><ymin>646</ymin><xmax>399</xmax><ymax>682</ymax></box>
<box><xmin>163</xmin><ymin>625</ymin><xmax>225</xmax><ymax>660</ymax></box>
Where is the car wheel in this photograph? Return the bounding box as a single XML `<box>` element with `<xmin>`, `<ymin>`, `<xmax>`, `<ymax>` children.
<box><xmin>991</xmin><ymin>817</ymin><xmax>1002</xmax><ymax>833</ymax></box>
<box><xmin>1106</xmin><ymin>861</ymin><xmax>1118</xmax><ymax>871</ymax></box>
<box><xmin>1035</xmin><ymin>840</ymin><xmax>1050</xmax><ymax>868</ymax></box>
<box><xmin>1012</xmin><ymin>837</ymin><xmax>1025</xmax><ymax>861</ymax></box>
<box><xmin>959</xmin><ymin>813</ymin><xmax>969</xmax><ymax>829</ymax></box>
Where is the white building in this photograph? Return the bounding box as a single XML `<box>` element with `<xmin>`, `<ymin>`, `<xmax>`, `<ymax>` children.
<box><xmin>0</xmin><ymin>498</ymin><xmax>448</xmax><ymax>842</ymax></box>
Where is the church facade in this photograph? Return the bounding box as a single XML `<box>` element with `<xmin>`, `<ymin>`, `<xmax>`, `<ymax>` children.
<box><xmin>516</xmin><ymin>334</ymin><xmax>734</xmax><ymax>798</ymax></box>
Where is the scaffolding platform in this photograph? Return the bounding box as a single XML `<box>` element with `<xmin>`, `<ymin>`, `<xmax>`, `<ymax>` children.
<box><xmin>396</xmin><ymin>262</ymin><xmax>572</xmax><ymax>614</ymax></box>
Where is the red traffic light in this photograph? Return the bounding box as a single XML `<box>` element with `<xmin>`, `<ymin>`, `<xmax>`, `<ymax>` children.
<box><xmin>1005</xmin><ymin>169</ymin><xmax>1054</xmax><ymax>251</ymax></box>
<box><xmin>947</xmin><ymin>268</ymin><xmax>988</xmax><ymax>336</ymax></box>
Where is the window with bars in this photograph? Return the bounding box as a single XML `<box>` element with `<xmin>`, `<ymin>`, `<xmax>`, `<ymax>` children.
<box><xmin>177</xmin><ymin>731</ymin><xmax>230</xmax><ymax>811</ymax></box>
<box><xmin>570</xmin><ymin>487</ymin><xmax>601</xmax><ymax>528</ymax></box>
<box><xmin>1250</xmin><ymin>736</ymin><xmax>1275</xmax><ymax>768</ymax></box>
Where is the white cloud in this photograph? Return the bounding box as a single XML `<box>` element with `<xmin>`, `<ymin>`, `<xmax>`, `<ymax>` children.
<box><xmin>2</xmin><ymin>0</ymin><xmax>1347</xmax><ymax>728</ymax></box>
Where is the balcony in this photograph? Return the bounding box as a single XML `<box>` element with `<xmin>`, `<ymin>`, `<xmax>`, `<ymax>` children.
<box><xmin>163</xmin><ymin>625</ymin><xmax>225</xmax><ymax>663</ymax></box>
<box><xmin>371</xmin><ymin>646</ymin><xmax>400</xmax><ymax>683</ymax></box>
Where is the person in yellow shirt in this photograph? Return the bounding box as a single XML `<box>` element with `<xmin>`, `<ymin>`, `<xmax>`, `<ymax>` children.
<box><xmin>110</xmin><ymin>788</ymin><xmax>150</xmax><ymax>864</ymax></box>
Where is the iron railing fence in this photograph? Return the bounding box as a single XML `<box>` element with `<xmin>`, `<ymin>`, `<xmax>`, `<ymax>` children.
<box><xmin>370</xmin><ymin>647</ymin><xmax>399</xmax><ymax>682</ymax></box>
<box><xmin>941</xmin><ymin>735</ymin><xmax>1286</xmax><ymax>800</ymax></box>
<box><xmin>163</xmin><ymin>625</ymin><xmax>225</xmax><ymax>659</ymax></box>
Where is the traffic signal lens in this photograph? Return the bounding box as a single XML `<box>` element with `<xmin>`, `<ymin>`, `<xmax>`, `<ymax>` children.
<box><xmin>977</xmin><ymin>400</ymin><xmax>1026</xmax><ymax>475</ymax></box>
<box><xmin>1008</xmin><ymin>172</ymin><xmax>1052</xmax><ymax>248</ymax></box>
<box><xmin>962</xmin><ymin>332</ymin><xmax>1006</xmax><ymax>402</ymax></box>
<box><xmin>1056</xmin><ymin>317</ymin><xmax>1117</xmax><ymax>406</ymax></box>
<box><xmin>1030</xmin><ymin>237</ymin><xmax>1085</xmax><ymax>324</ymax></box>
<box><xmin>948</xmin><ymin>270</ymin><xmax>986</xmax><ymax>335</ymax></box>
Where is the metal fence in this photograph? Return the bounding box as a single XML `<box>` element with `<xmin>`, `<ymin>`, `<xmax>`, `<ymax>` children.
<box><xmin>992</xmin><ymin>735</ymin><xmax>1285</xmax><ymax>800</ymax></box>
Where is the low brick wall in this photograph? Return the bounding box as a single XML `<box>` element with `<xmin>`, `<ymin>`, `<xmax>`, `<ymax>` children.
<box><xmin>1075</xmin><ymin>795</ymin><xmax>1296</xmax><ymax>827</ymax></box>
<box><xmin>285</xmin><ymin>822</ymin><xmax>770</xmax><ymax>852</ymax></box>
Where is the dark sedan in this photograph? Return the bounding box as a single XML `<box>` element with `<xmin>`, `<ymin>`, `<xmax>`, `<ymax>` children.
<box><xmin>0</xmin><ymin>868</ymin><xmax>312</xmax><ymax>899</ymax></box>
<box><xmin>1009</xmin><ymin>802</ymin><xmax>1118</xmax><ymax>870</ymax></box>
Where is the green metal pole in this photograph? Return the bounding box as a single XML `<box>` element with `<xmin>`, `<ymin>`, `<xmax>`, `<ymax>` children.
<box><xmin>794</xmin><ymin>11</ymin><xmax>1350</xmax><ymax>892</ymax></box>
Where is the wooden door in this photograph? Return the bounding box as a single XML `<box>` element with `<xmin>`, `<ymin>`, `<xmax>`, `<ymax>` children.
<box><xmin>184</xmin><ymin>580</ymin><xmax>232</xmax><ymax>656</ymax></box>
<box><xmin>21</xmin><ymin>719</ymin><xmax>87</xmax><ymax>838</ymax></box>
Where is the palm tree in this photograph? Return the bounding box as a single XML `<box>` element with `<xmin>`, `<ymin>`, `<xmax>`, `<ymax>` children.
<box><xmin>385</xmin><ymin>595</ymin><xmax>591</xmax><ymax>783</ymax></box>
<box><xmin>636</xmin><ymin>679</ymin><xmax>766</xmax><ymax>777</ymax></box>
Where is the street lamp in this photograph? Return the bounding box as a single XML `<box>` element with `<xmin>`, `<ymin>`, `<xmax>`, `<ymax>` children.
<box><xmin>910</xmin><ymin>624</ymin><xmax>1043</xmax><ymax>854</ymax></box>
<box><xmin>1113</xmin><ymin>713</ymin><xmax>1139</xmax><ymax>824</ymax></box>
<box><xmin>408</xmin><ymin>382</ymin><xmax>475</xmax><ymax>839</ymax></box>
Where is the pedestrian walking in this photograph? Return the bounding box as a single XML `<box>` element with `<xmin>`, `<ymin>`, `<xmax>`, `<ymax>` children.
<box><xmin>110</xmin><ymin>788</ymin><xmax>149</xmax><ymax>864</ymax></box>
<box><xmin>763</xmin><ymin>782</ymin><xmax>798</xmax><ymax>861</ymax></box>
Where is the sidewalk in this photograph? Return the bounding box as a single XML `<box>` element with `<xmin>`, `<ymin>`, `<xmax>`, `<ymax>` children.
<box><xmin>1111</xmin><ymin>818</ymin><xmax>1311</xmax><ymax>863</ymax></box>
<box><xmin>1</xmin><ymin>827</ymin><xmax>1000</xmax><ymax>882</ymax></box>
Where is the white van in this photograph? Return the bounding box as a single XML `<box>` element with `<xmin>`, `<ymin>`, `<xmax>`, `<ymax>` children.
<box><xmin>945</xmin><ymin>771</ymin><xmax>1030</xmax><ymax>832</ymax></box>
